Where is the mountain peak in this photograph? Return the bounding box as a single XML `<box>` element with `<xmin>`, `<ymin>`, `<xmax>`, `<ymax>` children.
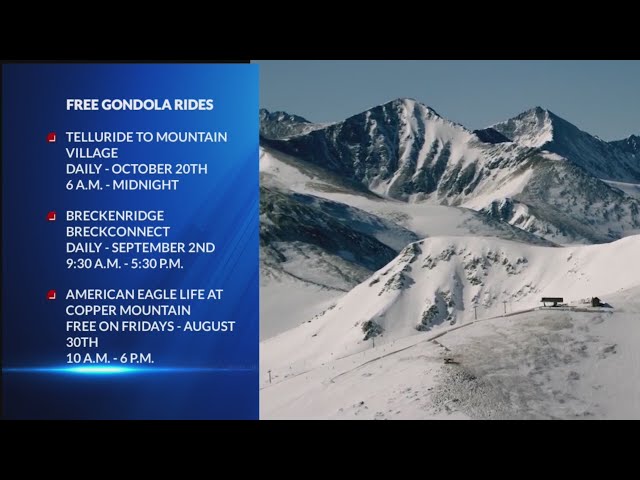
<box><xmin>516</xmin><ymin>106</ymin><xmax>561</xmax><ymax>125</ymax></box>
<box><xmin>260</xmin><ymin>108</ymin><xmax>311</xmax><ymax>125</ymax></box>
<box><xmin>490</xmin><ymin>107</ymin><xmax>556</xmax><ymax>148</ymax></box>
<box><xmin>335</xmin><ymin>98</ymin><xmax>453</xmax><ymax>135</ymax></box>
<box><xmin>384</xmin><ymin>97</ymin><xmax>418</xmax><ymax>106</ymax></box>
<box><xmin>609</xmin><ymin>133</ymin><xmax>640</xmax><ymax>154</ymax></box>
<box><xmin>367</xmin><ymin>98</ymin><xmax>443</xmax><ymax>120</ymax></box>
<box><xmin>493</xmin><ymin>108</ymin><xmax>640</xmax><ymax>182</ymax></box>
<box><xmin>259</xmin><ymin>109</ymin><xmax>316</xmax><ymax>140</ymax></box>
<box><xmin>524</xmin><ymin>105</ymin><xmax>550</xmax><ymax>115</ymax></box>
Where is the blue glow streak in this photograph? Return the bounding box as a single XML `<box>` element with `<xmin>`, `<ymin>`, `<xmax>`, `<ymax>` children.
<box><xmin>3</xmin><ymin>366</ymin><xmax>255</xmax><ymax>375</ymax></box>
<box><xmin>64</xmin><ymin>366</ymin><xmax>133</xmax><ymax>374</ymax></box>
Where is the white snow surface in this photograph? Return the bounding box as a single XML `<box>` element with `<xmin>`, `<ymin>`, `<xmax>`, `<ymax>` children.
<box><xmin>490</xmin><ymin>107</ymin><xmax>554</xmax><ymax>148</ymax></box>
<box><xmin>262</xmin><ymin>234</ymin><xmax>640</xmax><ymax>374</ymax></box>
<box><xmin>261</xmin><ymin>286</ymin><xmax>640</xmax><ymax>419</ymax></box>
<box><xmin>462</xmin><ymin>167</ymin><xmax>534</xmax><ymax>211</ymax></box>
<box><xmin>261</xmin><ymin>278</ymin><xmax>341</xmax><ymax>339</ymax></box>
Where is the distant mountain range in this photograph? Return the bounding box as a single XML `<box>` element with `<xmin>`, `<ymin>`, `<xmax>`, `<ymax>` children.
<box><xmin>261</xmin><ymin>99</ymin><xmax>640</xmax><ymax>245</ymax></box>
<box><xmin>490</xmin><ymin>106</ymin><xmax>640</xmax><ymax>182</ymax></box>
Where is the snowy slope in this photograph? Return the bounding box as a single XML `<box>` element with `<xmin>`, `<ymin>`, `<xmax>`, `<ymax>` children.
<box><xmin>260</xmin><ymin>185</ymin><xmax>416</xmax><ymax>338</ymax></box>
<box><xmin>476</xmin><ymin>157</ymin><xmax>640</xmax><ymax>244</ymax></box>
<box><xmin>261</xmin><ymin>145</ymin><xmax>556</xmax><ymax>246</ymax></box>
<box><xmin>262</xmin><ymin>234</ymin><xmax>640</xmax><ymax>372</ymax></box>
<box><xmin>260</xmin><ymin>274</ymin><xmax>343</xmax><ymax>340</ymax></box>
<box><xmin>261</xmin><ymin>287</ymin><xmax>640</xmax><ymax>419</ymax></box>
<box><xmin>490</xmin><ymin>106</ymin><xmax>555</xmax><ymax>148</ymax></box>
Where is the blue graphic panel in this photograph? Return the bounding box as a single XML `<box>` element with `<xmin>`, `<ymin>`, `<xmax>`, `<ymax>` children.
<box><xmin>2</xmin><ymin>64</ymin><xmax>259</xmax><ymax>419</ymax></box>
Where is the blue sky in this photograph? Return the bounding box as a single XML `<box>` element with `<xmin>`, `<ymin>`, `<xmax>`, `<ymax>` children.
<box><xmin>256</xmin><ymin>61</ymin><xmax>640</xmax><ymax>141</ymax></box>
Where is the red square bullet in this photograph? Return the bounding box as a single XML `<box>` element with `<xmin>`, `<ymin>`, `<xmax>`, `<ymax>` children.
<box><xmin>47</xmin><ymin>132</ymin><xmax>57</xmax><ymax>143</ymax></box>
<box><xmin>46</xmin><ymin>211</ymin><xmax>57</xmax><ymax>221</ymax></box>
<box><xmin>46</xmin><ymin>289</ymin><xmax>57</xmax><ymax>301</ymax></box>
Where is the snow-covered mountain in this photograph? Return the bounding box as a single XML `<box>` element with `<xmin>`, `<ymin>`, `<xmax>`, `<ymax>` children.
<box><xmin>260</xmin><ymin>184</ymin><xmax>414</xmax><ymax>338</ymax></box>
<box><xmin>263</xmin><ymin>98</ymin><xmax>507</xmax><ymax>201</ymax></box>
<box><xmin>260</xmin><ymin>146</ymin><xmax>556</xmax><ymax>247</ymax></box>
<box><xmin>259</xmin><ymin>99</ymin><xmax>640</xmax><ymax>418</ymax></box>
<box><xmin>609</xmin><ymin>134</ymin><xmax>640</xmax><ymax>155</ymax></box>
<box><xmin>492</xmin><ymin>107</ymin><xmax>640</xmax><ymax>183</ymax></box>
<box><xmin>258</xmin><ymin>101</ymin><xmax>640</xmax><ymax>337</ymax></box>
<box><xmin>475</xmin><ymin>158</ymin><xmax>640</xmax><ymax>244</ymax></box>
<box><xmin>263</xmin><ymin>234</ymin><xmax>640</xmax><ymax>374</ymax></box>
<box><xmin>260</xmin><ymin>108</ymin><xmax>326</xmax><ymax>140</ymax></box>
<box><xmin>259</xmin><ymin>146</ymin><xmax>555</xmax><ymax>338</ymax></box>
<box><xmin>261</xmin><ymin>99</ymin><xmax>640</xmax><ymax>244</ymax></box>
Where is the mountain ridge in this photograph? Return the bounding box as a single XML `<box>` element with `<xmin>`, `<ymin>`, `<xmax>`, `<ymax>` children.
<box><xmin>492</xmin><ymin>106</ymin><xmax>640</xmax><ymax>182</ymax></box>
<box><xmin>260</xmin><ymin>98</ymin><xmax>640</xmax><ymax>244</ymax></box>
